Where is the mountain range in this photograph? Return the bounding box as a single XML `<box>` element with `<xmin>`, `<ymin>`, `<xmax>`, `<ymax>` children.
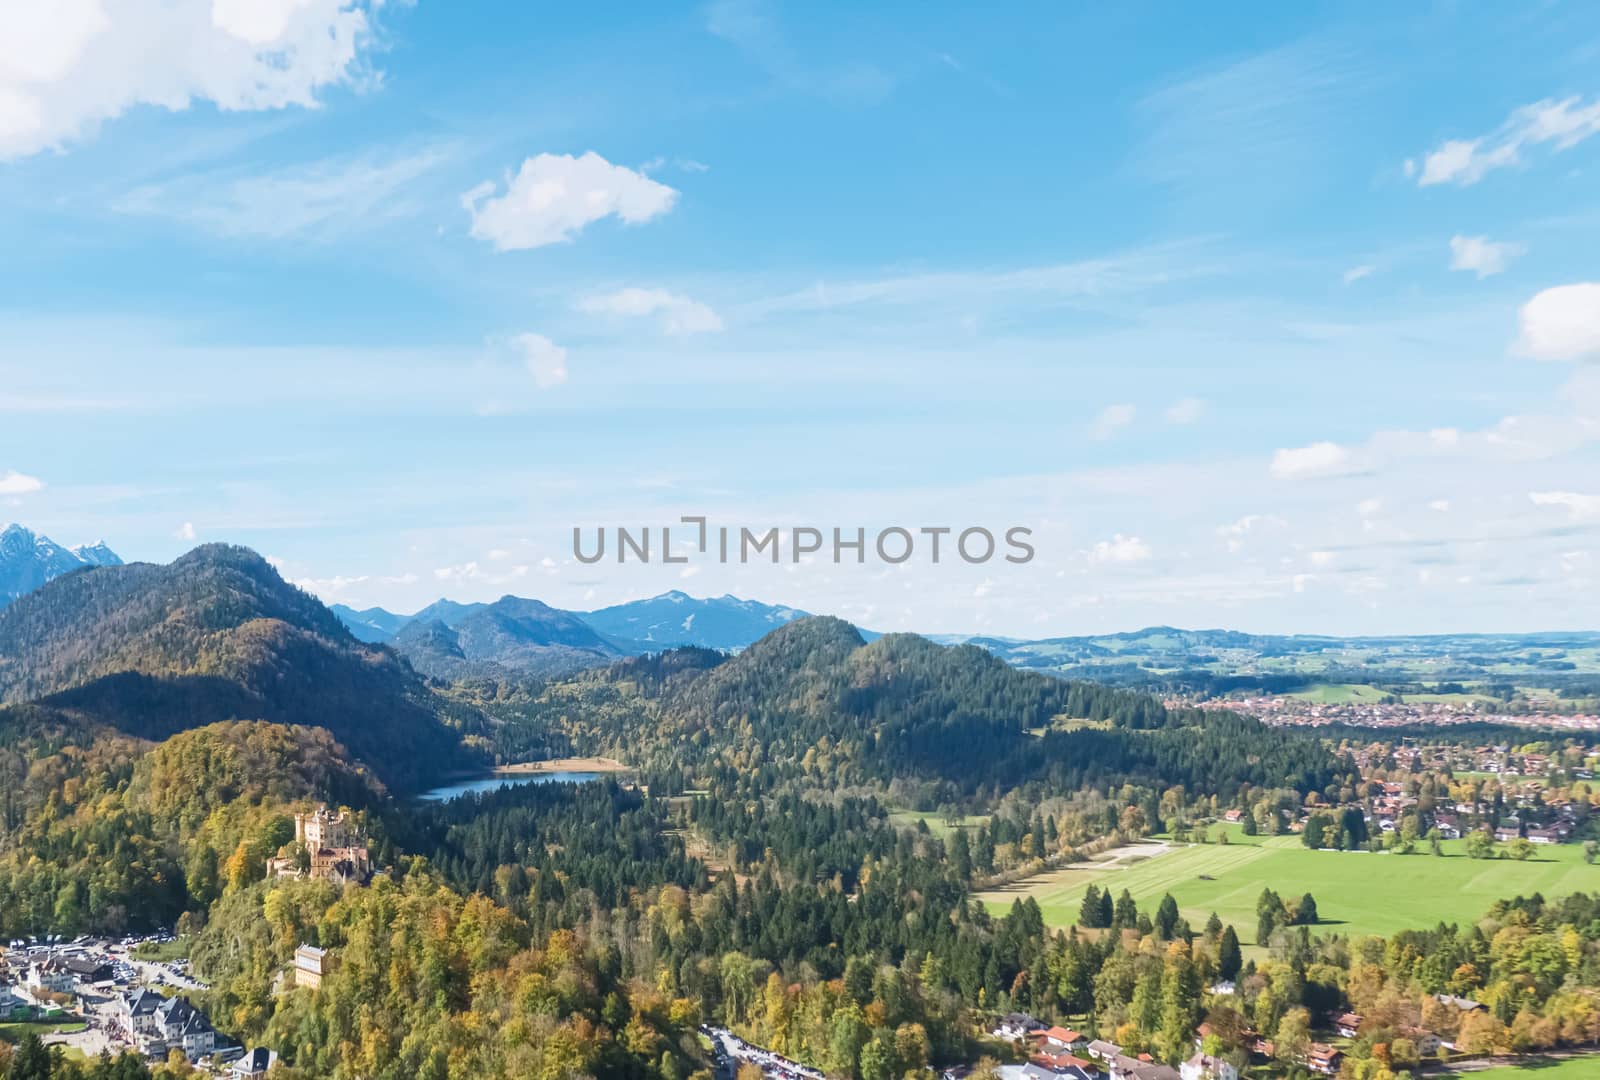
<box><xmin>0</xmin><ymin>523</ymin><xmax>122</xmax><ymax>607</ymax></box>
<box><xmin>329</xmin><ymin>588</ymin><xmax>808</xmax><ymax>678</ymax></box>
<box><xmin>390</xmin><ymin>595</ymin><xmax>624</xmax><ymax>680</ymax></box>
<box><xmin>7</xmin><ymin>523</ymin><xmax>1598</xmax><ymax>693</ymax></box>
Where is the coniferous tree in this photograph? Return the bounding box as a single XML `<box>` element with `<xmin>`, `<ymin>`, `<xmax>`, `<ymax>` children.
<box><xmin>1218</xmin><ymin>925</ymin><xmax>1242</xmax><ymax>980</ymax></box>
<box><xmin>1079</xmin><ymin>885</ymin><xmax>1104</xmax><ymax>928</ymax></box>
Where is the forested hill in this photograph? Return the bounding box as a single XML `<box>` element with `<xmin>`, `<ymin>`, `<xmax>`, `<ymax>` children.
<box><xmin>0</xmin><ymin>544</ymin><xmax>485</xmax><ymax>791</ymax></box>
<box><xmin>545</xmin><ymin>616</ymin><xmax>1349</xmax><ymax>797</ymax></box>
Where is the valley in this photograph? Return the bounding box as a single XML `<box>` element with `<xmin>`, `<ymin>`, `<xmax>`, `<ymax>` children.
<box><xmin>0</xmin><ymin>539</ymin><xmax>1597</xmax><ymax>1080</ymax></box>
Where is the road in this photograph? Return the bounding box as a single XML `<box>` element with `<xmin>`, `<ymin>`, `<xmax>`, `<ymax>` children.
<box><xmin>702</xmin><ymin>1025</ymin><xmax>825</xmax><ymax>1080</ymax></box>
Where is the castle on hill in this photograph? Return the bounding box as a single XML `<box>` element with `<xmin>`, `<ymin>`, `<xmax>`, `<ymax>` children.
<box><xmin>266</xmin><ymin>805</ymin><xmax>372</xmax><ymax>885</ymax></box>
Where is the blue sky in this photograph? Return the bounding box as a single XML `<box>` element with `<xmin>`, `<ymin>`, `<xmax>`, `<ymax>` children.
<box><xmin>4</xmin><ymin>0</ymin><xmax>1600</xmax><ymax>636</ymax></box>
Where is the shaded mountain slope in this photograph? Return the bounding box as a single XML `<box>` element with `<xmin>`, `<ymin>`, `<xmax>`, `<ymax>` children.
<box><xmin>0</xmin><ymin>544</ymin><xmax>483</xmax><ymax>791</ymax></box>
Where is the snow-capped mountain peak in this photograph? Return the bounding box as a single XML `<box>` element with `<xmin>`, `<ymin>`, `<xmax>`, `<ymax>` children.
<box><xmin>0</xmin><ymin>524</ymin><xmax>122</xmax><ymax>608</ymax></box>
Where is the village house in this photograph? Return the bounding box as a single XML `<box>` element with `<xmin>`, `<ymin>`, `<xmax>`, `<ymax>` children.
<box><xmin>1030</xmin><ymin>1026</ymin><xmax>1087</xmax><ymax>1052</ymax></box>
<box><xmin>1029</xmin><ymin>1051</ymin><xmax>1096</xmax><ymax>1076</ymax></box>
<box><xmin>24</xmin><ymin>959</ymin><xmax>75</xmax><ymax>998</ymax></box>
<box><xmin>1306</xmin><ymin>1044</ymin><xmax>1342</xmax><ymax>1076</ymax></box>
<box><xmin>64</xmin><ymin>955</ymin><xmax>113</xmax><ymax>986</ymax></box>
<box><xmin>230</xmin><ymin>1047</ymin><xmax>279</xmax><ymax>1078</ymax></box>
<box><xmin>119</xmin><ymin>989</ymin><xmax>218</xmax><ymax>1062</ymax></box>
<box><xmin>1086</xmin><ymin>1039</ymin><xmax>1123</xmax><ymax>1062</ymax></box>
<box><xmin>1180</xmin><ymin>1053</ymin><xmax>1237</xmax><ymax>1080</ymax></box>
<box><xmin>1334</xmin><ymin>1012</ymin><xmax>1362</xmax><ymax>1039</ymax></box>
<box><xmin>1109</xmin><ymin>1054</ymin><xmax>1180</xmax><ymax>1080</ymax></box>
<box><xmin>992</xmin><ymin>1012</ymin><xmax>1042</xmax><ymax>1040</ymax></box>
<box><xmin>1001</xmin><ymin>1064</ymin><xmax>1094</xmax><ymax>1080</ymax></box>
<box><xmin>1400</xmin><ymin>1026</ymin><xmax>1441</xmax><ymax>1056</ymax></box>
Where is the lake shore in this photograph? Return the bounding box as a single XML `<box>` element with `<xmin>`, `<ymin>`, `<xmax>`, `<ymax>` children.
<box><xmin>493</xmin><ymin>756</ymin><xmax>631</xmax><ymax>775</ymax></box>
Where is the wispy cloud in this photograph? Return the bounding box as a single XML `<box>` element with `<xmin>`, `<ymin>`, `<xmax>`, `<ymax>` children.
<box><xmin>1448</xmin><ymin>234</ymin><xmax>1524</xmax><ymax>278</ymax></box>
<box><xmin>1530</xmin><ymin>491</ymin><xmax>1600</xmax><ymax>521</ymax></box>
<box><xmin>1409</xmin><ymin>96</ymin><xmax>1600</xmax><ymax>186</ymax></box>
<box><xmin>578</xmin><ymin>288</ymin><xmax>724</xmax><ymax>334</ymax></box>
<box><xmin>1268</xmin><ymin>367</ymin><xmax>1600</xmax><ymax>481</ymax></box>
<box><xmin>1132</xmin><ymin>37</ymin><xmax>1372</xmax><ymax>205</ymax></box>
<box><xmin>1164</xmin><ymin>397</ymin><xmax>1207</xmax><ymax>424</ymax></box>
<box><xmin>705</xmin><ymin>0</ymin><xmax>895</xmax><ymax>105</ymax></box>
<box><xmin>114</xmin><ymin>145</ymin><xmax>452</xmax><ymax>240</ymax></box>
<box><xmin>746</xmin><ymin>244</ymin><xmax>1226</xmax><ymax>318</ymax></box>
<box><xmin>1089</xmin><ymin>403</ymin><xmax>1136</xmax><ymax>440</ymax></box>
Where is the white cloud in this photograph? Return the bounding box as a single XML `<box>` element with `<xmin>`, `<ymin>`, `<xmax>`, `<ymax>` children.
<box><xmin>1342</xmin><ymin>264</ymin><xmax>1375</xmax><ymax>285</ymax></box>
<box><xmin>433</xmin><ymin>560</ymin><xmax>530</xmax><ymax>585</ymax></box>
<box><xmin>1530</xmin><ymin>491</ymin><xmax>1600</xmax><ymax>521</ymax></box>
<box><xmin>1516</xmin><ymin>283</ymin><xmax>1600</xmax><ymax>361</ymax></box>
<box><xmin>293</xmin><ymin>572</ymin><xmax>369</xmax><ymax>598</ymax></box>
<box><xmin>463</xmin><ymin>152</ymin><xmax>678</xmax><ymax>251</ymax></box>
<box><xmin>1448</xmin><ymin>235</ymin><xmax>1524</xmax><ymax>279</ymax></box>
<box><xmin>1269</xmin><ymin>440</ymin><xmax>1356</xmax><ymax>480</ymax></box>
<box><xmin>1164</xmin><ymin>397</ymin><xmax>1206</xmax><ymax>424</ymax></box>
<box><xmin>0</xmin><ymin>470</ymin><xmax>43</xmax><ymax>495</ymax></box>
<box><xmin>1429</xmin><ymin>499</ymin><xmax>1451</xmax><ymax>512</ymax></box>
<box><xmin>1357</xmin><ymin>497</ymin><xmax>1383</xmax><ymax>517</ymax></box>
<box><xmin>512</xmin><ymin>333</ymin><xmax>569</xmax><ymax>389</ymax></box>
<box><xmin>175</xmin><ymin>521</ymin><xmax>196</xmax><ymax>540</ymax></box>
<box><xmin>1413</xmin><ymin>96</ymin><xmax>1600</xmax><ymax>187</ymax></box>
<box><xmin>1090</xmin><ymin>534</ymin><xmax>1152</xmax><ymax>564</ymax></box>
<box><xmin>1088</xmin><ymin>403</ymin><xmax>1136</xmax><ymax>440</ymax></box>
<box><xmin>0</xmin><ymin>0</ymin><xmax>380</xmax><ymax>160</ymax></box>
<box><xmin>578</xmin><ymin>288</ymin><xmax>724</xmax><ymax>334</ymax></box>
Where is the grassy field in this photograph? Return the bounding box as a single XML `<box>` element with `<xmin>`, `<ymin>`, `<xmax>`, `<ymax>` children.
<box><xmin>889</xmin><ymin>810</ymin><xmax>990</xmax><ymax>840</ymax></box>
<box><xmin>978</xmin><ymin>826</ymin><xmax>1600</xmax><ymax>944</ymax></box>
<box><xmin>1437</xmin><ymin>1056</ymin><xmax>1600</xmax><ymax>1078</ymax></box>
<box><xmin>1287</xmin><ymin>682</ymin><xmax>1391</xmax><ymax>704</ymax></box>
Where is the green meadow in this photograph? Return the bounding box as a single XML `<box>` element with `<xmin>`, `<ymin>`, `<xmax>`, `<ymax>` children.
<box><xmin>889</xmin><ymin>810</ymin><xmax>990</xmax><ymax>840</ymax></box>
<box><xmin>1436</xmin><ymin>1056</ymin><xmax>1600</xmax><ymax>1079</ymax></box>
<box><xmin>978</xmin><ymin>827</ymin><xmax>1600</xmax><ymax>944</ymax></box>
